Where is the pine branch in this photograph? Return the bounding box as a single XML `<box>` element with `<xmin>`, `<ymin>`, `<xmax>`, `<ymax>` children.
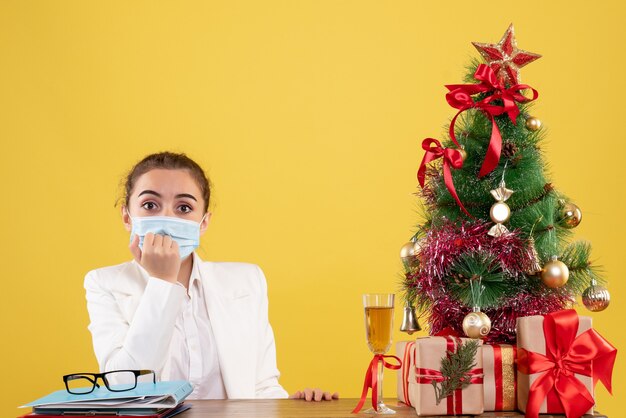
<box><xmin>560</xmin><ymin>241</ymin><xmax>606</xmax><ymax>293</ymax></box>
<box><xmin>401</xmin><ymin>271</ymin><xmax>419</xmax><ymax>306</ymax></box>
<box><xmin>462</xmin><ymin>58</ymin><xmax>481</xmax><ymax>83</ymax></box>
<box><xmin>446</xmin><ymin>252</ymin><xmax>510</xmax><ymax>308</ymax></box>
<box><xmin>431</xmin><ymin>339</ymin><xmax>480</xmax><ymax>405</ymax></box>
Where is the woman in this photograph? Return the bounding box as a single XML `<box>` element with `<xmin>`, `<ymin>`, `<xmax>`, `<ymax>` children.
<box><xmin>84</xmin><ymin>152</ymin><xmax>335</xmax><ymax>401</ymax></box>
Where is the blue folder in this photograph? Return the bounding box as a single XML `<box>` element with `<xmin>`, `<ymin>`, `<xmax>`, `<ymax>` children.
<box><xmin>21</xmin><ymin>380</ymin><xmax>193</xmax><ymax>411</ymax></box>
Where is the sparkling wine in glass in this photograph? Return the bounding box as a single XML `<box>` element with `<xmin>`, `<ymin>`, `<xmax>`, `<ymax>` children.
<box><xmin>363</xmin><ymin>293</ymin><xmax>395</xmax><ymax>414</ymax></box>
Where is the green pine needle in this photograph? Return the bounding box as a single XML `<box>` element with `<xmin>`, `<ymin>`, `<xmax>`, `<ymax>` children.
<box><xmin>431</xmin><ymin>339</ymin><xmax>480</xmax><ymax>405</ymax></box>
<box><xmin>560</xmin><ymin>241</ymin><xmax>605</xmax><ymax>294</ymax></box>
<box><xmin>446</xmin><ymin>252</ymin><xmax>509</xmax><ymax>308</ymax></box>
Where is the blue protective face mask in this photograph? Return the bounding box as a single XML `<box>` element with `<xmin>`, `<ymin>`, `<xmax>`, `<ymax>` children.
<box><xmin>129</xmin><ymin>215</ymin><xmax>205</xmax><ymax>259</ymax></box>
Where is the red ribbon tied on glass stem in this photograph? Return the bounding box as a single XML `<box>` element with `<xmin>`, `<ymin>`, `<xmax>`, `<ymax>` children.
<box><xmin>417</xmin><ymin>138</ymin><xmax>472</xmax><ymax>218</ymax></box>
<box><xmin>352</xmin><ymin>354</ymin><xmax>402</xmax><ymax>414</ymax></box>
<box><xmin>517</xmin><ymin>309</ymin><xmax>617</xmax><ymax>418</ymax></box>
<box><xmin>445</xmin><ymin>64</ymin><xmax>538</xmax><ymax>177</ymax></box>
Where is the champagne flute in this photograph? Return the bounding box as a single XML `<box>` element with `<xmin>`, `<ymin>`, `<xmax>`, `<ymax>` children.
<box><xmin>363</xmin><ymin>293</ymin><xmax>395</xmax><ymax>414</ymax></box>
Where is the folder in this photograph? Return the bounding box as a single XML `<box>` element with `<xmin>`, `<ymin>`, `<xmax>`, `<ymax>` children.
<box><xmin>20</xmin><ymin>381</ymin><xmax>193</xmax><ymax>415</ymax></box>
<box><xmin>17</xmin><ymin>402</ymin><xmax>191</xmax><ymax>417</ymax></box>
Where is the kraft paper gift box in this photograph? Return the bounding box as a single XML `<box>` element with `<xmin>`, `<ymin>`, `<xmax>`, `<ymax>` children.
<box><xmin>481</xmin><ymin>344</ymin><xmax>517</xmax><ymax>411</ymax></box>
<box><xmin>515</xmin><ymin>309</ymin><xmax>617</xmax><ymax>417</ymax></box>
<box><xmin>409</xmin><ymin>336</ymin><xmax>484</xmax><ymax>416</ymax></box>
<box><xmin>517</xmin><ymin>312</ymin><xmax>592</xmax><ymax>416</ymax></box>
<box><xmin>396</xmin><ymin>340</ymin><xmax>417</xmax><ymax>406</ymax></box>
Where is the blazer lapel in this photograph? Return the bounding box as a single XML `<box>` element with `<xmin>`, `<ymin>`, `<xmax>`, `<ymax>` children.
<box><xmin>198</xmin><ymin>256</ymin><xmax>255</xmax><ymax>399</ymax></box>
<box><xmin>108</xmin><ymin>260</ymin><xmax>176</xmax><ymax>381</ymax></box>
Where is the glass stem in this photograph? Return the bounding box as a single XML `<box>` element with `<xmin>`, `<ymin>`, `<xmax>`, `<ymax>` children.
<box><xmin>377</xmin><ymin>357</ymin><xmax>384</xmax><ymax>411</ymax></box>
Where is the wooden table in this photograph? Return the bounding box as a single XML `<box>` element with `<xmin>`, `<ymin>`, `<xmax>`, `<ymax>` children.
<box><xmin>185</xmin><ymin>399</ymin><xmax>606</xmax><ymax>417</ymax></box>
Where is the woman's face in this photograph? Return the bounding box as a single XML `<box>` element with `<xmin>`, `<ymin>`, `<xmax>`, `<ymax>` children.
<box><xmin>122</xmin><ymin>168</ymin><xmax>210</xmax><ymax>233</ymax></box>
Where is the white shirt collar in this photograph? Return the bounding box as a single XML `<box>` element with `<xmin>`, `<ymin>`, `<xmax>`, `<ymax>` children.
<box><xmin>189</xmin><ymin>252</ymin><xmax>203</xmax><ymax>291</ymax></box>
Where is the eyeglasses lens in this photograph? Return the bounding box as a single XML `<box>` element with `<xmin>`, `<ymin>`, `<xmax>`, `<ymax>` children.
<box><xmin>66</xmin><ymin>375</ymin><xmax>97</xmax><ymax>394</ymax></box>
<box><xmin>104</xmin><ymin>371</ymin><xmax>137</xmax><ymax>391</ymax></box>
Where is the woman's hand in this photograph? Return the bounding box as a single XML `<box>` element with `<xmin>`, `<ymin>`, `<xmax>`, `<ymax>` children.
<box><xmin>129</xmin><ymin>233</ymin><xmax>181</xmax><ymax>283</ymax></box>
<box><xmin>290</xmin><ymin>388</ymin><xmax>339</xmax><ymax>401</ymax></box>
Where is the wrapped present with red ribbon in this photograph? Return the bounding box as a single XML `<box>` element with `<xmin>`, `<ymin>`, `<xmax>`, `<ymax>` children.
<box><xmin>482</xmin><ymin>344</ymin><xmax>517</xmax><ymax>411</ymax></box>
<box><xmin>409</xmin><ymin>336</ymin><xmax>484</xmax><ymax>416</ymax></box>
<box><xmin>516</xmin><ymin>309</ymin><xmax>617</xmax><ymax>418</ymax></box>
<box><xmin>396</xmin><ymin>340</ymin><xmax>417</xmax><ymax>406</ymax></box>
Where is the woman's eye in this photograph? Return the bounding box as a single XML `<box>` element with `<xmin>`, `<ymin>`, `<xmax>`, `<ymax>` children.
<box><xmin>141</xmin><ymin>202</ymin><xmax>157</xmax><ymax>210</ymax></box>
<box><xmin>178</xmin><ymin>204</ymin><xmax>192</xmax><ymax>213</ymax></box>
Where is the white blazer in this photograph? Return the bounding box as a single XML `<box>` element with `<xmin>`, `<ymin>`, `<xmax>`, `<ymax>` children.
<box><xmin>84</xmin><ymin>253</ymin><xmax>288</xmax><ymax>399</ymax></box>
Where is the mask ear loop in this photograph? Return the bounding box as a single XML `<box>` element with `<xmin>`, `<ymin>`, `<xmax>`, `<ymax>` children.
<box><xmin>124</xmin><ymin>206</ymin><xmax>135</xmax><ymax>224</ymax></box>
<box><xmin>126</xmin><ymin>210</ymin><xmax>138</xmax><ymax>242</ymax></box>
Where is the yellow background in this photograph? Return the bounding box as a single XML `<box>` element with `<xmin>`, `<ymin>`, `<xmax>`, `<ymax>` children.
<box><xmin>1</xmin><ymin>1</ymin><xmax>624</xmax><ymax>416</ymax></box>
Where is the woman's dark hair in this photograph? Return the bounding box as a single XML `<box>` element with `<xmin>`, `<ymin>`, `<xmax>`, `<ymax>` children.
<box><xmin>121</xmin><ymin>152</ymin><xmax>211</xmax><ymax>212</ymax></box>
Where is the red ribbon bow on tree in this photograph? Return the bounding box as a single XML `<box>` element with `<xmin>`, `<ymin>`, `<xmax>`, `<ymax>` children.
<box><xmin>445</xmin><ymin>64</ymin><xmax>538</xmax><ymax>177</ymax></box>
<box><xmin>517</xmin><ymin>309</ymin><xmax>617</xmax><ymax>418</ymax></box>
<box><xmin>352</xmin><ymin>354</ymin><xmax>402</xmax><ymax>414</ymax></box>
<box><xmin>417</xmin><ymin>138</ymin><xmax>471</xmax><ymax>217</ymax></box>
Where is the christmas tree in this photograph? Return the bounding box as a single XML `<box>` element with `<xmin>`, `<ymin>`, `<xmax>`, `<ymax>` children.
<box><xmin>401</xmin><ymin>24</ymin><xmax>611</xmax><ymax>344</ymax></box>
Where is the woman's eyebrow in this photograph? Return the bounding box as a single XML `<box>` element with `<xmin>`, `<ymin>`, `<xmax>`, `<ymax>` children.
<box><xmin>138</xmin><ymin>190</ymin><xmax>161</xmax><ymax>198</ymax></box>
<box><xmin>176</xmin><ymin>193</ymin><xmax>197</xmax><ymax>202</ymax></box>
<box><xmin>138</xmin><ymin>190</ymin><xmax>197</xmax><ymax>201</ymax></box>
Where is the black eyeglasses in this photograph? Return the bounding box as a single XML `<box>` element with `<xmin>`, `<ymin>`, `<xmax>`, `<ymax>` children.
<box><xmin>63</xmin><ymin>370</ymin><xmax>156</xmax><ymax>394</ymax></box>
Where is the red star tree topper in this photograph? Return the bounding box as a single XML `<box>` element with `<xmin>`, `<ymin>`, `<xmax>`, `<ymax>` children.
<box><xmin>472</xmin><ymin>24</ymin><xmax>541</xmax><ymax>86</ymax></box>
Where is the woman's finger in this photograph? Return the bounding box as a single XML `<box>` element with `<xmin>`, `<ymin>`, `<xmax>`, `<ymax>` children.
<box><xmin>314</xmin><ymin>388</ymin><xmax>322</xmax><ymax>402</ymax></box>
<box><xmin>129</xmin><ymin>234</ymin><xmax>141</xmax><ymax>263</ymax></box>
<box><xmin>332</xmin><ymin>392</ymin><xmax>339</xmax><ymax>400</ymax></box>
<box><xmin>303</xmin><ymin>388</ymin><xmax>313</xmax><ymax>401</ymax></box>
<box><xmin>162</xmin><ymin>234</ymin><xmax>174</xmax><ymax>249</ymax></box>
<box><xmin>322</xmin><ymin>392</ymin><xmax>332</xmax><ymax>401</ymax></box>
<box><xmin>152</xmin><ymin>233</ymin><xmax>164</xmax><ymax>248</ymax></box>
<box><xmin>144</xmin><ymin>232</ymin><xmax>155</xmax><ymax>247</ymax></box>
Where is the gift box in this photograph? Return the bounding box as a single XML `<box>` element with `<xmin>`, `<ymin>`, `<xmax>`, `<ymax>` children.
<box><xmin>396</xmin><ymin>340</ymin><xmax>417</xmax><ymax>406</ymax></box>
<box><xmin>481</xmin><ymin>344</ymin><xmax>516</xmax><ymax>411</ymax></box>
<box><xmin>408</xmin><ymin>336</ymin><xmax>484</xmax><ymax>416</ymax></box>
<box><xmin>516</xmin><ymin>309</ymin><xmax>616</xmax><ymax>418</ymax></box>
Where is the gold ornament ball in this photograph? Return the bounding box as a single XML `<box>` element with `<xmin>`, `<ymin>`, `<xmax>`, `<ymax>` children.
<box><xmin>490</xmin><ymin>201</ymin><xmax>511</xmax><ymax>223</ymax></box>
<box><xmin>525</xmin><ymin>116</ymin><xmax>542</xmax><ymax>131</ymax></box>
<box><xmin>462</xmin><ymin>311</ymin><xmax>492</xmax><ymax>339</ymax></box>
<box><xmin>540</xmin><ymin>259</ymin><xmax>569</xmax><ymax>288</ymax></box>
<box><xmin>400</xmin><ymin>241</ymin><xmax>422</xmax><ymax>267</ymax></box>
<box><xmin>458</xmin><ymin>148</ymin><xmax>467</xmax><ymax>162</ymax></box>
<box><xmin>582</xmin><ymin>284</ymin><xmax>611</xmax><ymax>312</ymax></box>
<box><xmin>559</xmin><ymin>203</ymin><xmax>582</xmax><ymax>229</ymax></box>
<box><xmin>400</xmin><ymin>241</ymin><xmax>417</xmax><ymax>259</ymax></box>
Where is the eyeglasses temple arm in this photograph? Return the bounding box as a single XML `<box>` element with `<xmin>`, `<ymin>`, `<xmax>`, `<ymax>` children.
<box><xmin>138</xmin><ymin>369</ymin><xmax>157</xmax><ymax>384</ymax></box>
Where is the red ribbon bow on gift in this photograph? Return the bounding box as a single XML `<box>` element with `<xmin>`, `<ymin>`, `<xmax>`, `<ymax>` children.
<box><xmin>445</xmin><ymin>64</ymin><xmax>538</xmax><ymax>177</ymax></box>
<box><xmin>517</xmin><ymin>309</ymin><xmax>617</xmax><ymax>418</ymax></box>
<box><xmin>352</xmin><ymin>354</ymin><xmax>402</xmax><ymax>414</ymax></box>
<box><xmin>417</xmin><ymin>138</ymin><xmax>472</xmax><ymax>217</ymax></box>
